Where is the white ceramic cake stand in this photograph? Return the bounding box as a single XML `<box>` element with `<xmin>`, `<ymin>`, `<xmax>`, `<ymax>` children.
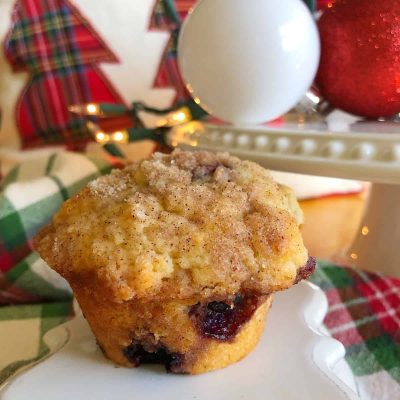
<box><xmin>170</xmin><ymin>112</ymin><xmax>400</xmax><ymax>277</ymax></box>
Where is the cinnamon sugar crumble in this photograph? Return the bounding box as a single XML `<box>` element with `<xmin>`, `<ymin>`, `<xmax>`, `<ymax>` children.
<box><xmin>34</xmin><ymin>150</ymin><xmax>308</xmax><ymax>302</ymax></box>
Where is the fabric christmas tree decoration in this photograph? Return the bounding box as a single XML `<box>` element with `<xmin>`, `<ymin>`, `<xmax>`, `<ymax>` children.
<box><xmin>0</xmin><ymin>0</ymin><xmax>190</xmax><ymax>150</ymax></box>
<box><xmin>150</xmin><ymin>0</ymin><xmax>196</xmax><ymax>103</ymax></box>
<box><xmin>3</xmin><ymin>0</ymin><xmax>124</xmax><ymax>149</ymax></box>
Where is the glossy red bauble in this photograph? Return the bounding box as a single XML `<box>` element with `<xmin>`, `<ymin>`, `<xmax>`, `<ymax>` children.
<box><xmin>316</xmin><ymin>0</ymin><xmax>400</xmax><ymax>118</ymax></box>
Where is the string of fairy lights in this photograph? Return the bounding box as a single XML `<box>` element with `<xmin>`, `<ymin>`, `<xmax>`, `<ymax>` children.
<box><xmin>68</xmin><ymin>99</ymin><xmax>207</xmax><ymax>157</ymax></box>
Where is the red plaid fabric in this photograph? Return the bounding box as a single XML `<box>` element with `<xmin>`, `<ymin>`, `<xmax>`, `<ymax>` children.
<box><xmin>4</xmin><ymin>0</ymin><xmax>123</xmax><ymax>148</ymax></box>
<box><xmin>150</xmin><ymin>0</ymin><xmax>196</xmax><ymax>103</ymax></box>
<box><xmin>0</xmin><ymin>240</ymin><xmax>31</xmax><ymax>276</ymax></box>
<box><xmin>325</xmin><ymin>270</ymin><xmax>400</xmax><ymax>346</ymax></box>
<box><xmin>5</xmin><ymin>0</ymin><xmax>117</xmax><ymax>73</ymax></box>
<box><xmin>0</xmin><ymin>276</ymin><xmax>41</xmax><ymax>305</ymax></box>
<box><xmin>175</xmin><ymin>0</ymin><xmax>196</xmax><ymax>19</ymax></box>
<box><xmin>311</xmin><ymin>262</ymin><xmax>400</xmax><ymax>382</ymax></box>
<box><xmin>153</xmin><ymin>31</ymin><xmax>191</xmax><ymax>103</ymax></box>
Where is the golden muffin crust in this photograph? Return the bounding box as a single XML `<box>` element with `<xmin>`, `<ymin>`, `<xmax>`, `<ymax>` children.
<box><xmin>73</xmin><ymin>284</ymin><xmax>272</xmax><ymax>374</ymax></box>
<box><xmin>34</xmin><ymin>150</ymin><xmax>308</xmax><ymax>302</ymax></box>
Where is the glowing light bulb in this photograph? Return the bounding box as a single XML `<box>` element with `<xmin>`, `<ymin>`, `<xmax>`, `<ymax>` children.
<box><xmin>168</xmin><ymin>121</ymin><xmax>204</xmax><ymax>147</ymax></box>
<box><xmin>111</xmin><ymin>130</ymin><xmax>128</xmax><ymax>143</ymax></box>
<box><xmin>157</xmin><ymin>107</ymin><xmax>191</xmax><ymax>127</ymax></box>
<box><xmin>95</xmin><ymin>131</ymin><xmax>109</xmax><ymax>143</ymax></box>
<box><xmin>172</xmin><ymin>111</ymin><xmax>187</xmax><ymax>122</ymax></box>
<box><xmin>86</xmin><ymin>104</ymin><xmax>99</xmax><ymax>115</ymax></box>
<box><xmin>114</xmin><ymin>131</ymin><xmax>124</xmax><ymax>141</ymax></box>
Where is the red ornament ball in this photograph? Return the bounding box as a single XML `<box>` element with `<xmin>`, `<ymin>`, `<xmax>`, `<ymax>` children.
<box><xmin>316</xmin><ymin>0</ymin><xmax>400</xmax><ymax>118</ymax></box>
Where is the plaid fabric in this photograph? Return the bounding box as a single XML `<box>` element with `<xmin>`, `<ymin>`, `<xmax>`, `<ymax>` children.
<box><xmin>310</xmin><ymin>261</ymin><xmax>400</xmax><ymax>397</ymax></box>
<box><xmin>174</xmin><ymin>0</ymin><xmax>197</xmax><ymax>19</ymax></box>
<box><xmin>1</xmin><ymin>252</ymin><xmax>72</xmax><ymax>305</ymax></box>
<box><xmin>150</xmin><ymin>0</ymin><xmax>196</xmax><ymax>31</ymax></box>
<box><xmin>6</xmin><ymin>0</ymin><xmax>116</xmax><ymax>73</ymax></box>
<box><xmin>153</xmin><ymin>31</ymin><xmax>191</xmax><ymax>103</ymax></box>
<box><xmin>0</xmin><ymin>301</ymin><xmax>73</xmax><ymax>384</ymax></box>
<box><xmin>150</xmin><ymin>0</ymin><xmax>196</xmax><ymax>103</ymax></box>
<box><xmin>150</xmin><ymin>0</ymin><xmax>180</xmax><ymax>30</ymax></box>
<box><xmin>0</xmin><ymin>151</ymin><xmax>118</xmax><ymax>303</ymax></box>
<box><xmin>4</xmin><ymin>0</ymin><xmax>123</xmax><ymax>148</ymax></box>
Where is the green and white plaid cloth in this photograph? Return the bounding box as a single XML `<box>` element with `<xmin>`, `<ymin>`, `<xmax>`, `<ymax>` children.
<box><xmin>0</xmin><ymin>152</ymin><xmax>399</xmax><ymax>400</ymax></box>
<box><xmin>0</xmin><ymin>152</ymin><xmax>119</xmax><ymax>381</ymax></box>
<box><xmin>0</xmin><ymin>152</ymin><xmax>117</xmax><ymax>281</ymax></box>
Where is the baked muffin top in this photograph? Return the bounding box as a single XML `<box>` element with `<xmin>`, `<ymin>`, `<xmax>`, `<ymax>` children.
<box><xmin>34</xmin><ymin>150</ymin><xmax>309</xmax><ymax>302</ymax></box>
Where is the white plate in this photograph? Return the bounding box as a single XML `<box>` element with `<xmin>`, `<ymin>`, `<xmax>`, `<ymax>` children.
<box><xmin>0</xmin><ymin>282</ymin><xmax>359</xmax><ymax>400</ymax></box>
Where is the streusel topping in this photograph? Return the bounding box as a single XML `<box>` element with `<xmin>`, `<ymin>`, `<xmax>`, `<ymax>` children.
<box><xmin>34</xmin><ymin>150</ymin><xmax>308</xmax><ymax>301</ymax></box>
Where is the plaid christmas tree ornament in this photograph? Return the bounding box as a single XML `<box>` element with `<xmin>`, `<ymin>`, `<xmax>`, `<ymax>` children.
<box><xmin>3</xmin><ymin>0</ymin><xmax>200</xmax><ymax>149</ymax></box>
<box><xmin>150</xmin><ymin>0</ymin><xmax>196</xmax><ymax>104</ymax></box>
<box><xmin>4</xmin><ymin>0</ymin><xmax>124</xmax><ymax>149</ymax></box>
<box><xmin>150</xmin><ymin>0</ymin><xmax>181</xmax><ymax>29</ymax></box>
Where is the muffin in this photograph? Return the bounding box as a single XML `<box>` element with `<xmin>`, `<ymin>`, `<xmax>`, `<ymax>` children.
<box><xmin>34</xmin><ymin>150</ymin><xmax>315</xmax><ymax>374</ymax></box>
